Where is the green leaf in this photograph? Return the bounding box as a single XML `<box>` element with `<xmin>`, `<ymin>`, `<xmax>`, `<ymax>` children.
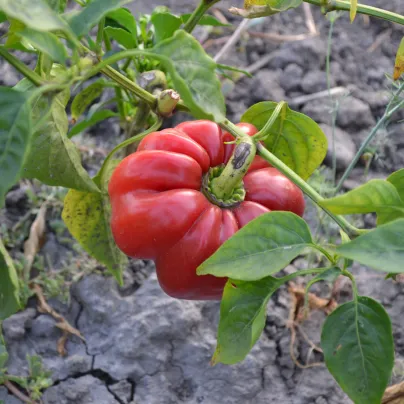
<box><xmin>22</xmin><ymin>90</ymin><xmax>99</xmax><ymax>193</ymax></box>
<box><xmin>394</xmin><ymin>37</ymin><xmax>404</xmax><ymax>81</ymax></box>
<box><xmin>197</xmin><ymin>212</ymin><xmax>313</xmax><ymax>281</ymax></box>
<box><xmin>181</xmin><ymin>13</ymin><xmax>230</xmax><ymax>27</ymax></box>
<box><xmin>5</xmin><ymin>19</ymin><xmax>29</xmax><ymax>51</ymax></box>
<box><xmin>214</xmin><ymin>276</ymin><xmax>282</xmax><ymax>365</ymax></box>
<box><xmin>0</xmin><ymin>237</ymin><xmax>20</xmax><ymax>320</ymax></box>
<box><xmin>231</xmin><ymin>0</ymin><xmax>302</xmax><ymax>18</ymax></box>
<box><xmin>152</xmin><ymin>30</ymin><xmax>226</xmax><ymax>122</ymax></box>
<box><xmin>321</xmin><ymin>296</ymin><xmax>394</xmax><ymax>404</ymax></box>
<box><xmin>340</xmin><ymin>230</ymin><xmax>353</xmax><ymax>269</ymax></box>
<box><xmin>71</xmin><ymin>80</ymin><xmax>106</xmax><ymax>121</ymax></box>
<box><xmin>241</xmin><ymin>102</ymin><xmax>327</xmax><ymax>179</ymax></box>
<box><xmin>0</xmin><ymin>0</ymin><xmax>67</xmax><ymax>31</ymax></box>
<box><xmin>68</xmin><ymin>110</ymin><xmax>118</xmax><ymax>138</ymax></box>
<box><xmin>320</xmin><ymin>179</ymin><xmax>404</xmax><ymax>225</ymax></box>
<box><xmin>69</xmin><ymin>0</ymin><xmax>133</xmax><ymax>37</ymax></box>
<box><xmin>0</xmin><ymin>336</ymin><xmax>9</xmax><ymax>369</ymax></box>
<box><xmin>105</xmin><ymin>26</ymin><xmax>136</xmax><ymax>49</ymax></box>
<box><xmin>151</xmin><ymin>11</ymin><xmax>181</xmax><ymax>43</ymax></box>
<box><xmin>0</xmin><ymin>10</ymin><xmax>7</xmax><ymax>23</ymax></box>
<box><xmin>387</xmin><ymin>168</ymin><xmax>404</xmax><ymax>200</ymax></box>
<box><xmin>337</xmin><ymin>219</ymin><xmax>404</xmax><ymax>274</ymax></box>
<box><xmin>62</xmin><ymin>161</ymin><xmax>127</xmax><ymax>285</ymax></box>
<box><xmin>45</xmin><ymin>0</ymin><xmax>67</xmax><ymax>13</ymax></box>
<box><xmin>18</xmin><ymin>28</ymin><xmax>67</xmax><ymax>63</ymax></box>
<box><xmin>0</xmin><ymin>87</ymin><xmax>31</xmax><ymax>207</ymax></box>
<box><xmin>106</xmin><ymin>8</ymin><xmax>137</xmax><ymax>37</ymax></box>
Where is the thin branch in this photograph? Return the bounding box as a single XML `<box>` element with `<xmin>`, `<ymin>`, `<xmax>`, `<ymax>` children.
<box><xmin>4</xmin><ymin>380</ymin><xmax>36</xmax><ymax>404</ymax></box>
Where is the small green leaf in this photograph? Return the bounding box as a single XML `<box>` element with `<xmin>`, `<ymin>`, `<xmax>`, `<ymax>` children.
<box><xmin>394</xmin><ymin>37</ymin><xmax>404</xmax><ymax>81</ymax></box>
<box><xmin>0</xmin><ymin>87</ymin><xmax>31</xmax><ymax>207</ymax></box>
<box><xmin>151</xmin><ymin>11</ymin><xmax>181</xmax><ymax>43</ymax></box>
<box><xmin>106</xmin><ymin>8</ymin><xmax>137</xmax><ymax>39</ymax></box>
<box><xmin>241</xmin><ymin>101</ymin><xmax>327</xmax><ymax>179</ymax></box>
<box><xmin>0</xmin><ymin>336</ymin><xmax>9</xmax><ymax>369</ymax></box>
<box><xmin>105</xmin><ymin>26</ymin><xmax>136</xmax><ymax>49</ymax></box>
<box><xmin>0</xmin><ymin>0</ymin><xmax>67</xmax><ymax>31</ymax></box>
<box><xmin>69</xmin><ymin>0</ymin><xmax>133</xmax><ymax>37</ymax></box>
<box><xmin>5</xmin><ymin>19</ymin><xmax>28</xmax><ymax>51</ymax></box>
<box><xmin>0</xmin><ymin>237</ymin><xmax>21</xmax><ymax>320</ymax></box>
<box><xmin>197</xmin><ymin>212</ymin><xmax>313</xmax><ymax>281</ymax></box>
<box><xmin>71</xmin><ymin>80</ymin><xmax>105</xmax><ymax>121</ymax></box>
<box><xmin>22</xmin><ymin>90</ymin><xmax>99</xmax><ymax>193</ymax></box>
<box><xmin>152</xmin><ymin>30</ymin><xmax>226</xmax><ymax>122</ymax></box>
<box><xmin>337</xmin><ymin>219</ymin><xmax>404</xmax><ymax>274</ymax></box>
<box><xmin>350</xmin><ymin>0</ymin><xmax>358</xmax><ymax>22</ymax></box>
<box><xmin>181</xmin><ymin>13</ymin><xmax>230</xmax><ymax>27</ymax></box>
<box><xmin>68</xmin><ymin>110</ymin><xmax>118</xmax><ymax>138</ymax></box>
<box><xmin>62</xmin><ymin>162</ymin><xmax>127</xmax><ymax>285</ymax></box>
<box><xmin>214</xmin><ymin>276</ymin><xmax>282</xmax><ymax>365</ymax></box>
<box><xmin>387</xmin><ymin>168</ymin><xmax>404</xmax><ymax>200</ymax></box>
<box><xmin>231</xmin><ymin>0</ymin><xmax>302</xmax><ymax>18</ymax></box>
<box><xmin>18</xmin><ymin>28</ymin><xmax>67</xmax><ymax>63</ymax></box>
<box><xmin>322</xmin><ymin>296</ymin><xmax>394</xmax><ymax>404</ymax></box>
<box><xmin>320</xmin><ymin>179</ymin><xmax>404</xmax><ymax>225</ymax></box>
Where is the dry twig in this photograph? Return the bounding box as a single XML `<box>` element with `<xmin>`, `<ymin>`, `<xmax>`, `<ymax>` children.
<box><xmin>4</xmin><ymin>380</ymin><xmax>37</xmax><ymax>404</ymax></box>
<box><xmin>31</xmin><ymin>284</ymin><xmax>84</xmax><ymax>356</ymax></box>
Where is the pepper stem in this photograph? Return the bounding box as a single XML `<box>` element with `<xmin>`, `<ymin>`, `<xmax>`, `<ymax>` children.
<box><xmin>210</xmin><ymin>121</ymin><xmax>257</xmax><ymax>200</ymax></box>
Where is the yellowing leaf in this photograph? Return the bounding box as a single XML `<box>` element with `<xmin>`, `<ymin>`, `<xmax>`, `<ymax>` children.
<box><xmin>231</xmin><ymin>0</ymin><xmax>302</xmax><ymax>18</ymax></box>
<box><xmin>350</xmin><ymin>0</ymin><xmax>358</xmax><ymax>22</ymax></box>
<box><xmin>394</xmin><ymin>37</ymin><xmax>404</xmax><ymax>81</ymax></box>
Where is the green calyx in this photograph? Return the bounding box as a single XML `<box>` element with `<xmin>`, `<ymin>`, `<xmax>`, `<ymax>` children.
<box><xmin>202</xmin><ymin>165</ymin><xmax>246</xmax><ymax>208</ymax></box>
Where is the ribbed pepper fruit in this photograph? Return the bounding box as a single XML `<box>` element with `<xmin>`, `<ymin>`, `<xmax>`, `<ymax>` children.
<box><xmin>108</xmin><ymin>120</ymin><xmax>305</xmax><ymax>300</ymax></box>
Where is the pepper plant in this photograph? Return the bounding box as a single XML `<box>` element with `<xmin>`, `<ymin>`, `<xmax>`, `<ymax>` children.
<box><xmin>0</xmin><ymin>0</ymin><xmax>404</xmax><ymax>403</ymax></box>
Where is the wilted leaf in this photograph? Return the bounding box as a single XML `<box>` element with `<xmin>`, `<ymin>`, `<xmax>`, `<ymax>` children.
<box><xmin>394</xmin><ymin>37</ymin><xmax>404</xmax><ymax>81</ymax></box>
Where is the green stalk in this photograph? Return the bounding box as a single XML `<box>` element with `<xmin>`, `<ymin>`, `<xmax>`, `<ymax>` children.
<box><xmin>0</xmin><ymin>46</ymin><xmax>45</xmax><ymax>86</ymax></box>
<box><xmin>183</xmin><ymin>0</ymin><xmax>221</xmax><ymax>33</ymax></box>
<box><xmin>335</xmin><ymin>83</ymin><xmax>404</xmax><ymax>193</ymax></box>
<box><xmin>255</xmin><ymin>143</ymin><xmax>367</xmax><ymax>238</ymax></box>
<box><xmin>211</xmin><ymin>120</ymin><xmax>256</xmax><ymax>199</ymax></box>
<box><xmin>303</xmin><ymin>0</ymin><xmax>404</xmax><ymax>26</ymax></box>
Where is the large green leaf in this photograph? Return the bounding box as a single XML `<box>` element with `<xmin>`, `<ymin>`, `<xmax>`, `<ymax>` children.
<box><xmin>105</xmin><ymin>26</ymin><xmax>136</xmax><ymax>49</ymax></box>
<box><xmin>320</xmin><ymin>179</ymin><xmax>404</xmax><ymax>225</ymax></box>
<box><xmin>18</xmin><ymin>28</ymin><xmax>67</xmax><ymax>63</ymax></box>
<box><xmin>68</xmin><ymin>110</ymin><xmax>118</xmax><ymax>138</ymax></box>
<box><xmin>231</xmin><ymin>0</ymin><xmax>302</xmax><ymax>18</ymax></box>
<box><xmin>45</xmin><ymin>0</ymin><xmax>67</xmax><ymax>13</ymax></box>
<box><xmin>0</xmin><ymin>87</ymin><xmax>31</xmax><ymax>207</ymax></box>
<box><xmin>69</xmin><ymin>0</ymin><xmax>133</xmax><ymax>37</ymax></box>
<box><xmin>0</xmin><ymin>336</ymin><xmax>9</xmax><ymax>369</ymax></box>
<box><xmin>387</xmin><ymin>168</ymin><xmax>404</xmax><ymax>200</ymax></box>
<box><xmin>0</xmin><ymin>0</ymin><xmax>66</xmax><ymax>31</ymax></box>
<box><xmin>197</xmin><ymin>212</ymin><xmax>313</xmax><ymax>281</ymax></box>
<box><xmin>322</xmin><ymin>296</ymin><xmax>394</xmax><ymax>404</ymax></box>
<box><xmin>213</xmin><ymin>276</ymin><xmax>282</xmax><ymax>365</ymax></box>
<box><xmin>23</xmin><ymin>90</ymin><xmax>99</xmax><ymax>193</ymax></box>
<box><xmin>106</xmin><ymin>8</ymin><xmax>137</xmax><ymax>36</ymax></box>
<box><xmin>62</xmin><ymin>161</ymin><xmax>127</xmax><ymax>285</ymax></box>
<box><xmin>0</xmin><ymin>238</ymin><xmax>20</xmax><ymax>320</ymax></box>
<box><xmin>71</xmin><ymin>80</ymin><xmax>106</xmax><ymax>121</ymax></box>
<box><xmin>241</xmin><ymin>102</ymin><xmax>327</xmax><ymax>179</ymax></box>
<box><xmin>150</xmin><ymin>11</ymin><xmax>181</xmax><ymax>43</ymax></box>
<box><xmin>152</xmin><ymin>30</ymin><xmax>226</xmax><ymax>122</ymax></box>
<box><xmin>337</xmin><ymin>219</ymin><xmax>404</xmax><ymax>273</ymax></box>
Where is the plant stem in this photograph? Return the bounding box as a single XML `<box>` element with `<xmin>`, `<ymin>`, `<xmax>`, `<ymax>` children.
<box><xmin>0</xmin><ymin>47</ymin><xmax>44</xmax><ymax>86</ymax></box>
<box><xmin>253</xmin><ymin>101</ymin><xmax>287</xmax><ymax>140</ymax></box>
<box><xmin>96</xmin><ymin>18</ymin><xmax>105</xmax><ymax>54</ymax></box>
<box><xmin>313</xmin><ymin>244</ymin><xmax>336</xmax><ymax>264</ymax></box>
<box><xmin>183</xmin><ymin>0</ymin><xmax>221</xmax><ymax>33</ymax></box>
<box><xmin>342</xmin><ymin>269</ymin><xmax>359</xmax><ymax>298</ymax></box>
<box><xmin>303</xmin><ymin>0</ymin><xmax>404</xmax><ymax>26</ymax></box>
<box><xmin>211</xmin><ymin>120</ymin><xmax>256</xmax><ymax>199</ymax></box>
<box><xmin>279</xmin><ymin>267</ymin><xmax>332</xmax><ymax>283</ymax></box>
<box><xmin>256</xmin><ymin>143</ymin><xmax>367</xmax><ymax>237</ymax></box>
<box><xmin>101</xmin><ymin>65</ymin><xmax>157</xmax><ymax>108</ymax></box>
<box><xmin>335</xmin><ymin>83</ymin><xmax>404</xmax><ymax>193</ymax></box>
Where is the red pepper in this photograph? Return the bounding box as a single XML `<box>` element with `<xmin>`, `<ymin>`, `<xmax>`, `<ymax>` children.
<box><xmin>108</xmin><ymin>120</ymin><xmax>305</xmax><ymax>300</ymax></box>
